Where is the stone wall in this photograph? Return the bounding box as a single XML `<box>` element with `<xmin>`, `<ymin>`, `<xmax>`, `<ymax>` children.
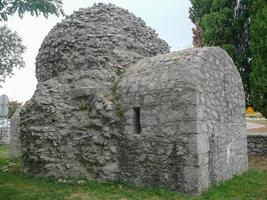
<box><xmin>118</xmin><ymin>47</ymin><xmax>247</xmax><ymax>193</ymax></box>
<box><xmin>18</xmin><ymin>3</ymin><xmax>169</xmax><ymax>179</ymax></box>
<box><xmin>248</xmin><ymin>135</ymin><xmax>267</xmax><ymax>155</ymax></box>
<box><xmin>0</xmin><ymin>127</ymin><xmax>9</xmax><ymax>145</ymax></box>
<box><xmin>196</xmin><ymin>48</ymin><xmax>248</xmax><ymax>184</ymax></box>
<box><xmin>118</xmin><ymin>84</ymin><xmax>199</xmax><ymax>192</ymax></box>
<box><xmin>9</xmin><ymin>106</ymin><xmax>23</xmax><ymax>158</ymax></box>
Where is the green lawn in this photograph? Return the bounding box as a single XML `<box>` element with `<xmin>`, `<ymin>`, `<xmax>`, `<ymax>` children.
<box><xmin>0</xmin><ymin>145</ymin><xmax>266</xmax><ymax>200</ymax></box>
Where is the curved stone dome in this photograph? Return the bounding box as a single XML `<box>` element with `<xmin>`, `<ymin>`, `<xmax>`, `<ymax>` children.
<box><xmin>36</xmin><ymin>3</ymin><xmax>170</xmax><ymax>82</ymax></box>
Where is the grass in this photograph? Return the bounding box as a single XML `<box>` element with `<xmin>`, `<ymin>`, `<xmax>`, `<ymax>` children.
<box><xmin>0</xmin><ymin>145</ymin><xmax>266</xmax><ymax>200</ymax></box>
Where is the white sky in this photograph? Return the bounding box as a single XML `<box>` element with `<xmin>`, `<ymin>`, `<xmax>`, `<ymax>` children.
<box><xmin>0</xmin><ymin>0</ymin><xmax>194</xmax><ymax>102</ymax></box>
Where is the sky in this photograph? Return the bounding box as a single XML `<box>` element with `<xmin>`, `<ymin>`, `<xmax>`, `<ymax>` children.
<box><xmin>1</xmin><ymin>0</ymin><xmax>194</xmax><ymax>102</ymax></box>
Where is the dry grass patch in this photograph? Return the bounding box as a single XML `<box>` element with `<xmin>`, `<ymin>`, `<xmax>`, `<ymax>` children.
<box><xmin>66</xmin><ymin>192</ymin><xmax>93</xmax><ymax>200</ymax></box>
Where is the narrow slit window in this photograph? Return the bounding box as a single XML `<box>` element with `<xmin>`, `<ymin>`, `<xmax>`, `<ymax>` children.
<box><xmin>133</xmin><ymin>107</ymin><xmax>141</xmax><ymax>134</ymax></box>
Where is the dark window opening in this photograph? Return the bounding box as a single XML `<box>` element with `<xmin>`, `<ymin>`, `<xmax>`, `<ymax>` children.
<box><xmin>133</xmin><ymin>107</ymin><xmax>141</xmax><ymax>134</ymax></box>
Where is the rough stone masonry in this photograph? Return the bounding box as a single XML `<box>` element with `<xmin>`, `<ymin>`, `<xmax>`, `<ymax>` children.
<box><xmin>10</xmin><ymin>3</ymin><xmax>248</xmax><ymax>194</ymax></box>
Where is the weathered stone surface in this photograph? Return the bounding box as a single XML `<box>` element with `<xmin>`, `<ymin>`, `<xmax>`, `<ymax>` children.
<box><xmin>118</xmin><ymin>47</ymin><xmax>248</xmax><ymax>193</ymax></box>
<box><xmin>248</xmin><ymin>135</ymin><xmax>267</xmax><ymax>155</ymax></box>
<box><xmin>35</xmin><ymin>3</ymin><xmax>169</xmax><ymax>82</ymax></box>
<box><xmin>12</xmin><ymin>3</ymin><xmax>247</xmax><ymax>195</ymax></box>
<box><xmin>0</xmin><ymin>127</ymin><xmax>9</xmax><ymax>145</ymax></box>
<box><xmin>19</xmin><ymin>3</ymin><xmax>169</xmax><ymax>180</ymax></box>
<box><xmin>9</xmin><ymin>106</ymin><xmax>23</xmax><ymax>158</ymax></box>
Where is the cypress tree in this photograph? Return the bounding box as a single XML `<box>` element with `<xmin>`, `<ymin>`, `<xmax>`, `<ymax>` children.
<box><xmin>189</xmin><ymin>0</ymin><xmax>251</xmax><ymax>104</ymax></box>
<box><xmin>250</xmin><ymin>0</ymin><xmax>267</xmax><ymax>117</ymax></box>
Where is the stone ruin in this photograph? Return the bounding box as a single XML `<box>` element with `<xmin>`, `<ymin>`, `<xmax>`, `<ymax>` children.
<box><xmin>10</xmin><ymin>3</ymin><xmax>248</xmax><ymax>194</ymax></box>
<box><xmin>0</xmin><ymin>126</ymin><xmax>10</xmax><ymax>145</ymax></box>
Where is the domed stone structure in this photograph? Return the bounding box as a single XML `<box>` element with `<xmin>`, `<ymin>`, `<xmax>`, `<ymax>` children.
<box><xmin>35</xmin><ymin>3</ymin><xmax>169</xmax><ymax>82</ymax></box>
<box><xmin>19</xmin><ymin>3</ymin><xmax>169</xmax><ymax>180</ymax></box>
<box><xmin>11</xmin><ymin>3</ymin><xmax>247</xmax><ymax>195</ymax></box>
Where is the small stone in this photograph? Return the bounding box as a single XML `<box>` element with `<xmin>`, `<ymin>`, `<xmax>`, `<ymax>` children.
<box><xmin>1</xmin><ymin>166</ymin><xmax>9</xmax><ymax>172</ymax></box>
<box><xmin>95</xmin><ymin>103</ymin><xmax>103</xmax><ymax>110</ymax></box>
<box><xmin>105</xmin><ymin>101</ymin><xmax>114</xmax><ymax>111</ymax></box>
<box><xmin>57</xmin><ymin>178</ymin><xmax>67</xmax><ymax>183</ymax></box>
<box><xmin>77</xmin><ymin>180</ymin><xmax>87</xmax><ymax>185</ymax></box>
<box><xmin>7</xmin><ymin>162</ymin><xmax>16</xmax><ymax>167</ymax></box>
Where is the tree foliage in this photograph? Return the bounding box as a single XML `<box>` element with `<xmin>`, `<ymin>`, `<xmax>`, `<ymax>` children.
<box><xmin>250</xmin><ymin>0</ymin><xmax>267</xmax><ymax>117</ymax></box>
<box><xmin>189</xmin><ymin>0</ymin><xmax>251</xmax><ymax>104</ymax></box>
<box><xmin>8</xmin><ymin>100</ymin><xmax>22</xmax><ymax>119</ymax></box>
<box><xmin>0</xmin><ymin>0</ymin><xmax>64</xmax><ymax>21</ymax></box>
<box><xmin>199</xmin><ymin>8</ymin><xmax>234</xmax><ymax>45</ymax></box>
<box><xmin>0</xmin><ymin>25</ymin><xmax>25</xmax><ymax>84</ymax></box>
<box><xmin>0</xmin><ymin>0</ymin><xmax>64</xmax><ymax>85</ymax></box>
<box><xmin>190</xmin><ymin>0</ymin><xmax>267</xmax><ymax>116</ymax></box>
<box><xmin>189</xmin><ymin>0</ymin><xmax>213</xmax><ymax>23</ymax></box>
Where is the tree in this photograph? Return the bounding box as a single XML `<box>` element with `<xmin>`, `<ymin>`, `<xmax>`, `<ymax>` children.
<box><xmin>233</xmin><ymin>0</ymin><xmax>251</xmax><ymax>103</ymax></box>
<box><xmin>8</xmin><ymin>100</ymin><xmax>23</xmax><ymax>119</ymax></box>
<box><xmin>199</xmin><ymin>8</ymin><xmax>234</xmax><ymax>45</ymax></box>
<box><xmin>0</xmin><ymin>0</ymin><xmax>64</xmax><ymax>85</ymax></box>
<box><xmin>0</xmin><ymin>25</ymin><xmax>25</xmax><ymax>84</ymax></box>
<box><xmin>189</xmin><ymin>0</ymin><xmax>213</xmax><ymax>23</ymax></box>
<box><xmin>250</xmin><ymin>0</ymin><xmax>267</xmax><ymax>117</ymax></box>
<box><xmin>0</xmin><ymin>0</ymin><xmax>64</xmax><ymax>21</ymax></box>
<box><xmin>189</xmin><ymin>0</ymin><xmax>251</xmax><ymax>104</ymax></box>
